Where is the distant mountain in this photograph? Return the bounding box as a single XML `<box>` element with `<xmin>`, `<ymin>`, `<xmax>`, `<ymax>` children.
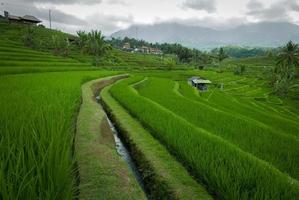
<box><xmin>111</xmin><ymin>22</ymin><xmax>299</xmax><ymax>50</ymax></box>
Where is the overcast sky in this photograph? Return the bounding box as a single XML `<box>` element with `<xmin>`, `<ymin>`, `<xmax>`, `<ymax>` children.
<box><xmin>1</xmin><ymin>0</ymin><xmax>299</xmax><ymax>35</ymax></box>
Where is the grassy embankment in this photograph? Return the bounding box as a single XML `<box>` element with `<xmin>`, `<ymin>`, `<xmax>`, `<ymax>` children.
<box><xmin>0</xmin><ymin>71</ymin><xmax>121</xmax><ymax>199</ymax></box>
<box><xmin>101</xmin><ymin>80</ymin><xmax>213</xmax><ymax>200</ymax></box>
<box><xmin>76</xmin><ymin>75</ymin><xmax>146</xmax><ymax>200</ymax></box>
<box><xmin>0</xmin><ymin>40</ymin><xmax>93</xmax><ymax>75</ymax></box>
<box><xmin>106</xmin><ymin>74</ymin><xmax>299</xmax><ymax>200</ymax></box>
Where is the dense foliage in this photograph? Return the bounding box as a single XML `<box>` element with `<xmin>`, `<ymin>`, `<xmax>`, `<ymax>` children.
<box><xmin>272</xmin><ymin>41</ymin><xmax>299</xmax><ymax>97</ymax></box>
<box><xmin>108</xmin><ymin>37</ymin><xmax>212</xmax><ymax>64</ymax></box>
<box><xmin>211</xmin><ymin>46</ymin><xmax>270</xmax><ymax>58</ymax></box>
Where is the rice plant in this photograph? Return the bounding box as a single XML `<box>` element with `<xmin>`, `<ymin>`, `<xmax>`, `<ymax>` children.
<box><xmin>108</xmin><ymin>76</ymin><xmax>299</xmax><ymax>200</ymax></box>
<box><xmin>0</xmin><ymin>71</ymin><xmax>118</xmax><ymax>200</ymax></box>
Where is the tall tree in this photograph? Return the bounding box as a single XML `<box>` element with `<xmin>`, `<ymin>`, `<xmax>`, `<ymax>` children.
<box><xmin>277</xmin><ymin>41</ymin><xmax>299</xmax><ymax>67</ymax></box>
<box><xmin>273</xmin><ymin>41</ymin><xmax>299</xmax><ymax>96</ymax></box>
<box><xmin>76</xmin><ymin>30</ymin><xmax>88</xmax><ymax>53</ymax></box>
<box><xmin>87</xmin><ymin>30</ymin><xmax>111</xmax><ymax>66</ymax></box>
<box><xmin>217</xmin><ymin>47</ymin><xmax>228</xmax><ymax>63</ymax></box>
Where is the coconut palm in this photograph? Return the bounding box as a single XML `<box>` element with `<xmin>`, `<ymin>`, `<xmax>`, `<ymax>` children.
<box><xmin>273</xmin><ymin>41</ymin><xmax>299</xmax><ymax>96</ymax></box>
<box><xmin>277</xmin><ymin>41</ymin><xmax>299</xmax><ymax>68</ymax></box>
<box><xmin>87</xmin><ymin>30</ymin><xmax>111</xmax><ymax>66</ymax></box>
<box><xmin>76</xmin><ymin>30</ymin><xmax>88</xmax><ymax>53</ymax></box>
<box><xmin>217</xmin><ymin>47</ymin><xmax>228</xmax><ymax>63</ymax></box>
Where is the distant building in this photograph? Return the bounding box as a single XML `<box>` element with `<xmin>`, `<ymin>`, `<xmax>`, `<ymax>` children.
<box><xmin>123</xmin><ymin>42</ymin><xmax>130</xmax><ymax>49</ymax></box>
<box><xmin>124</xmin><ymin>44</ymin><xmax>163</xmax><ymax>54</ymax></box>
<box><xmin>138</xmin><ymin>46</ymin><xmax>163</xmax><ymax>54</ymax></box>
<box><xmin>149</xmin><ymin>47</ymin><xmax>163</xmax><ymax>55</ymax></box>
<box><xmin>4</xmin><ymin>11</ymin><xmax>42</xmax><ymax>25</ymax></box>
<box><xmin>188</xmin><ymin>76</ymin><xmax>212</xmax><ymax>91</ymax></box>
<box><xmin>140</xmin><ymin>46</ymin><xmax>150</xmax><ymax>53</ymax></box>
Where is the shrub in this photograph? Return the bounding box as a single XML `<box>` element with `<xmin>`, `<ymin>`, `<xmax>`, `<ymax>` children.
<box><xmin>164</xmin><ymin>58</ymin><xmax>176</xmax><ymax>70</ymax></box>
<box><xmin>23</xmin><ymin>27</ymin><xmax>35</xmax><ymax>48</ymax></box>
<box><xmin>51</xmin><ymin>35</ymin><xmax>70</xmax><ymax>56</ymax></box>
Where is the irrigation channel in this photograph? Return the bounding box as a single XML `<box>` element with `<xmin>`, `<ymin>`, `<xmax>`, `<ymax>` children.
<box><xmin>96</xmin><ymin>95</ymin><xmax>148</xmax><ymax>198</ymax></box>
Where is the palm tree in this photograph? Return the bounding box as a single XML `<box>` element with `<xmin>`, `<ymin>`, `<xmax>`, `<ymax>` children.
<box><xmin>76</xmin><ymin>30</ymin><xmax>88</xmax><ymax>53</ymax></box>
<box><xmin>277</xmin><ymin>41</ymin><xmax>299</xmax><ymax>68</ymax></box>
<box><xmin>87</xmin><ymin>30</ymin><xmax>111</xmax><ymax>66</ymax></box>
<box><xmin>217</xmin><ymin>47</ymin><xmax>228</xmax><ymax>63</ymax></box>
<box><xmin>273</xmin><ymin>41</ymin><xmax>299</xmax><ymax>96</ymax></box>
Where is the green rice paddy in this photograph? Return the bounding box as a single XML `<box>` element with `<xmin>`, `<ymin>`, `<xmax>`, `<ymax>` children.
<box><xmin>0</xmin><ymin>71</ymin><xmax>120</xmax><ymax>199</ymax></box>
<box><xmin>1</xmin><ymin>21</ymin><xmax>299</xmax><ymax>200</ymax></box>
<box><xmin>106</xmin><ymin>72</ymin><xmax>299</xmax><ymax>200</ymax></box>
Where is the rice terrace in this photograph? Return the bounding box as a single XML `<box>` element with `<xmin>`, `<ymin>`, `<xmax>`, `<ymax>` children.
<box><xmin>0</xmin><ymin>0</ymin><xmax>299</xmax><ymax>199</ymax></box>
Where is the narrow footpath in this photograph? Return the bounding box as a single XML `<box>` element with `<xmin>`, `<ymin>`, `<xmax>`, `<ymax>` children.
<box><xmin>75</xmin><ymin>75</ymin><xmax>146</xmax><ymax>200</ymax></box>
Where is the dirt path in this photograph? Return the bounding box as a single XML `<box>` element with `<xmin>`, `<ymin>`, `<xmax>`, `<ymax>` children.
<box><xmin>75</xmin><ymin>75</ymin><xmax>146</xmax><ymax>200</ymax></box>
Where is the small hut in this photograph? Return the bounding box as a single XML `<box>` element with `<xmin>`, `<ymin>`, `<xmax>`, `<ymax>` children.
<box><xmin>188</xmin><ymin>76</ymin><xmax>200</xmax><ymax>86</ymax></box>
<box><xmin>188</xmin><ymin>77</ymin><xmax>212</xmax><ymax>91</ymax></box>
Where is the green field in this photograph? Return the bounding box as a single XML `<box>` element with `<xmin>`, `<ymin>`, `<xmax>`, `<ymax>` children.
<box><xmin>104</xmin><ymin>72</ymin><xmax>299</xmax><ymax>199</ymax></box>
<box><xmin>1</xmin><ymin>21</ymin><xmax>299</xmax><ymax>200</ymax></box>
<box><xmin>0</xmin><ymin>71</ymin><xmax>122</xmax><ymax>199</ymax></box>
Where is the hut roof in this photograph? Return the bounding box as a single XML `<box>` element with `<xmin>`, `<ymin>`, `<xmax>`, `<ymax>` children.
<box><xmin>22</xmin><ymin>15</ymin><xmax>42</xmax><ymax>23</ymax></box>
<box><xmin>192</xmin><ymin>79</ymin><xmax>212</xmax><ymax>84</ymax></box>
<box><xmin>188</xmin><ymin>76</ymin><xmax>200</xmax><ymax>81</ymax></box>
<box><xmin>8</xmin><ymin>15</ymin><xmax>21</xmax><ymax>20</ymax></box>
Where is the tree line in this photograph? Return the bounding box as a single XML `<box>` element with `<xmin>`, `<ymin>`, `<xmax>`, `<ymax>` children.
<box><xmin>23</xmin><ymin>27</ymin><xmax>111</xmax><ymax>66</ymax></box>
<box><xmin>210</xmin><ymin>46</ymin><xmax>276</xmax><ymax>58</ymax></box>
<box><xmin>108</xmin><ymin>37</ymin><xmax>228</xmax><ymax>65</ymax></box>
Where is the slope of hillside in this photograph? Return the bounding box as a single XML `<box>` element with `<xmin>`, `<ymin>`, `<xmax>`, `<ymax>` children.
<box><xmin>0</xmin><ymin>21</ymin><xmax>177</xmax><ymax>74</ymax></box>
<box><xmin>0</xmin><ymin>38</ymin><xmax>93</xmax><ymax>75</ymax></box>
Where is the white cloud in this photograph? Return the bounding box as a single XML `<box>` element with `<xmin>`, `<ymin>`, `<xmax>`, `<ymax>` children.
<box><xmin>286</xmin><ymin>0</ymin><xmax>299</xmax><ymax>12</ymax></box>
<box><xmin>247</xmin><ymin>0</ymin><xmax>299</xmax><ymax>22</ymax></box>
<box><xmin>181</xmin><ymin>0</ymin><xmax>216</xmax><ymax>12</ymax></box>
<box><xmin>247</xmin><ymin>0</ymin><xmax>264</xmax><ymax>10</ymax></box>
<box><xmin>156</xmin><ymin>16</ymin><xmax>248</xmax><ymax>30</ymax></box>
<box><xmin>2</xmin><ymin>0</ymin><xmax>299</xmax><ymax>35</ymax></box>
<box><xmin>105</xmin><ymin>0</ymin><xmax>129</xmax><ymax>6</ymax></box>
<box><xmin>2</xmin><ymin>0</ymin><xmax>85</xmax><ymax>26</ymax></box>
<box><xmin>28</xmin><ymin>0</ymin><xmax>102</xmax><ymax>5</ymax></box>
<box><xmin>84</xmin><ymin>13</ymin><xmax>134</xmax><ymax>34</ymax></box>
